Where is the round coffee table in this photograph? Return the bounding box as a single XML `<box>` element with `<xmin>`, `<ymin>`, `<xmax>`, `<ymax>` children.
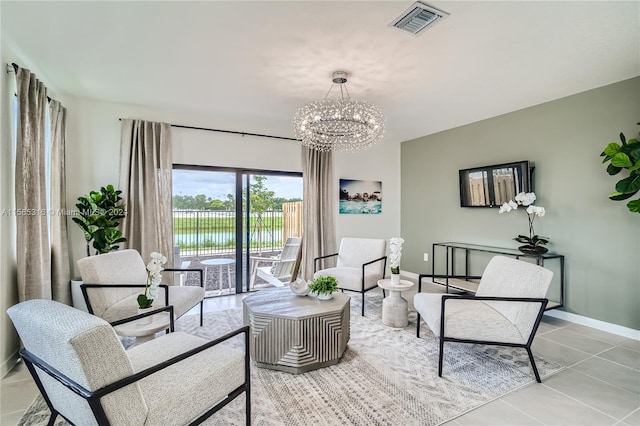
<box><xmin>377</xmin><ymin>278</ymin><xmax>414</xmax><ymax>328</ymax></box>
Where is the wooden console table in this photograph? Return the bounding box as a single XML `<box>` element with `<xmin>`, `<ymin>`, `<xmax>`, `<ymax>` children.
<box><xmin>419</xmin><ymin>242</ymin><xmax>564</xmax><ymax>310</ymax></box>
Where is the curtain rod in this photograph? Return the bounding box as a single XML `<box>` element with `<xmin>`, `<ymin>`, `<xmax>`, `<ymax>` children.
<box><xmin>7</xmin><ymin>62</ymin><xmax>53</xmax><ymax>103</ymax></box>
<box><xmin>120</xmin><ymin>118</ymin><xmax>300</xmax><ymax>142</ymax></box>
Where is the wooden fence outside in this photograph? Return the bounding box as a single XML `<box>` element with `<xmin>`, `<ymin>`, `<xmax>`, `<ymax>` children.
<box><xmin>282</xmin><ymin>201</ymin><xmax>303</xmax><ymax>243</ymax></box>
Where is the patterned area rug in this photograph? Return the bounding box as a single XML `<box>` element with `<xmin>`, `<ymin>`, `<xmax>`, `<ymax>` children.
<box><xmin>19</xmin><ymin>289</ymin><xmax>563</xmax><ymax>425</ymax></box>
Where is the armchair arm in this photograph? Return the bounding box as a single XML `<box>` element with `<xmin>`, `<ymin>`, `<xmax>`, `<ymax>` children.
<box><xmin>440</xmin><ymin>295</ymin><xmax>548</xmax><ymax>346</ymax></box>
<box><xmin>164</xmin><ymin>268</ymin><xmax>204</xmax><ymax>288</ymax></box>
<box><xmin>314</xmin><ymin>253</ymin><xmax>338</xmax><ymax>273</ymax></box>
<box><xmin>19</xmin><ymin>325</ymin><xmax>251</xmax><ymax>423</ymax></box>
<box><xmin>362</xmin><ymin>255</ymin><xmax>387</xmax><ymax>277</ymax></box>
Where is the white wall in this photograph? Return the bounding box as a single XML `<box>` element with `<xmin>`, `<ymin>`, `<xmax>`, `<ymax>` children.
<box><xmin>65</xmin><ymin>98</ymin><xmax>402</xmax><ymax>275</ymax></box>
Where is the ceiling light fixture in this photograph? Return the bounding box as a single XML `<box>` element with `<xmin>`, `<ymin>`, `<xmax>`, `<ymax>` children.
<box><xmin>292</xmin><ymin>71</ymin><xmax>385</xmax><ymax>152</ymax></box>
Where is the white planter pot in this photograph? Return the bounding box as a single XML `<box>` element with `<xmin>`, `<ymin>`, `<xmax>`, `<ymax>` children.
<box><xmin>390</xmin><ymin>273</ymin><xmax>401</xmax><ymax>285</ymax></box>
<box><xmin>315</xmin><ymin>292</ymin><xmax>333</xmax><ymax>301</ymax></box>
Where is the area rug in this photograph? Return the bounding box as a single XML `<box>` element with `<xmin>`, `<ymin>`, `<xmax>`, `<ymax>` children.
<box><xmin>19</xmin><ymin>290</ymin><xmax>564</xmax><ymax>425</ymax></box>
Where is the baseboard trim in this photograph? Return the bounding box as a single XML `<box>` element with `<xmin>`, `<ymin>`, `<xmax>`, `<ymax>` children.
<box><xmin>402</xmin><ymin>270</ymin><xmax>639</xmax><ymax>341</ymax></box>
<box><xmin>1</xmin><ymin>349</ymin><xmax>19</xmax><ymax>378</ymax></box>
<box><xmin>543</xmin><ymin>309</ymin><xmax>640</xmax><ymax>340</ymax></box>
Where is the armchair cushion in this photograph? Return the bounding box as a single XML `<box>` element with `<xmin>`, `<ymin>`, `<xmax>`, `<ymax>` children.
<box><xmin>127</xmin><ymin>332</ymin><xmax>245</xmax><ymax>426</ymax></box>
<box><xmin>313</xmin><ymin>266</ymin><xmax>380</xmax><ymax>292</ymax></box>
<box><xmin>101</xmin><ymin>286</ymin><xmax>205</xmax><ymax>323</ymax></box>
<box><xmin>335</xmin><ymin>237</ymin><xmax>386</xmax><ymax>277</ymax></box>
<box><xmin>414</xmin><ymin>293</ymin><xmax>527</xmax><ymax>344</ymax></box>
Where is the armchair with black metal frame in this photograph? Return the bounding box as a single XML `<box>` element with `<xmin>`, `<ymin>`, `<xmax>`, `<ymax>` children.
<box><xmin>7</xmin><ymin>299</ymin><xmax>251</xmax><ymax>426</ymax></box>
<box><xmin>414</xmin><ymin>255</ymin><xmax>553</xmax><ymax>383</ymax></box>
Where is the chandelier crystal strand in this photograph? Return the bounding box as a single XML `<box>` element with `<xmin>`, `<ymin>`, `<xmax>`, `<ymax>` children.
<box><xmin>293</xmin><ymin>72</ymin><xmax>386</xmax><ymax>152</ymax></box>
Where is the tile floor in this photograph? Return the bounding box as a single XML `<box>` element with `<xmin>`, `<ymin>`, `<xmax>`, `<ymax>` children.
<box><xmin>2</xmin><ymin>288</ymin><xmax>639</xmax><ymax>426</ymax></box>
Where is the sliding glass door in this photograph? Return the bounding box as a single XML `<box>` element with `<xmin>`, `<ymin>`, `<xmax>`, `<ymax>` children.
<box><xmin>173</xmin><ymin>166</ymin><xmax>302</xmax><ymax>296</ymax></box>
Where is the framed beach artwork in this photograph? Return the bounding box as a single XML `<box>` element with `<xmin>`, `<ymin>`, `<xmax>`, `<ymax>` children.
<box><xmin>339</xmin><ymin>179</ymin><xmax>382</xmax><ymax>214</ymax></box>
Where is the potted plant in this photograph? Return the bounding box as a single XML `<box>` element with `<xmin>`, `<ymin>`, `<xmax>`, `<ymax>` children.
<box><xmin>308</xmin><ymin>275</ymin><xmax>339</xmax><ymax>300</ymax></box>
<box><xmin>72</xmin><ymin>184</ymin><xmax>127</xmax><ymax>256</ymax></box>
<box><xmin>389</xmin><ymin>237</ymin><xmax>404</xmax><ymax>284</ymax></box>
<box><xmin>499</xmin><ymin>192</ymin><xmax>549</xmax><ymax>254</ymax></box>
<box><xmin>600</xmin><ymin>122</ymin><xmax>640</xmax><ymax>213</ymax></box>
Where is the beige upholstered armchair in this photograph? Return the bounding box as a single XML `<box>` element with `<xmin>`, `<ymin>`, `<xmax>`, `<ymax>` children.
<box><xmin>414</xmin><ymin>256</ymin><xmax>553</xmax><ymax>382</ymax></box>
<box><xmin>77</xmin><ymin>249</ymin><xmax>205</xmax><ymax>326</ymax></box>
<box><xmin>314</xmin><ymin>237</ymin><xmax>387</xmax><ymax>316</ymax></box>
<box><xmin>7</xmin><ymin>299</ymin><xmax>250</xmax><ymax>425</ymax></box>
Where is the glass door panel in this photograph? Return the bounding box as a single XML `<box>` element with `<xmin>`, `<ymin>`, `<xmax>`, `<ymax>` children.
<box><xmin>173</xmin><ymin>169</ymin><xmax>238</xmax><ymax>297</ymax></box>
<box><xmin>173</xmin><ymin>167</ymin><xmax>302</xmax><ymax>296</ymax></box>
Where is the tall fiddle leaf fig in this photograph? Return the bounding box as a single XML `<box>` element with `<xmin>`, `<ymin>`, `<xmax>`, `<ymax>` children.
<box><xmin>72</xmin><ymin>185</ymin><xmax>127</xmax><ymax>255</ymax></box>
<box><xmin>601</xmin><ymin>123</ymin><xmax>640</xmax><ymax>213</ymax></box>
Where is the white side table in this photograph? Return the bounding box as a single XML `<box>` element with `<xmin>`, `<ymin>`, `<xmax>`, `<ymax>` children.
<box><xmin>377</xmin><ymin>278</ymin><xmax>415</xmax><ymax>328</ymax></box>
<box><xmin>201</xmin><ymin>258</ymin><xmax>235</xmax><ymax>293</ymax></box>
<box><xmin>113</xmin><ymin>312</ymin><xmax>171</xmax><ymax>345</ymax></box>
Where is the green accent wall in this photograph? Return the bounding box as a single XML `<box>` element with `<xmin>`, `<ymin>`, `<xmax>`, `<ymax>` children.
<box><xmin>401</xmin><ymin>77</ymin><xmax>640</xmax><ymax>330</ymax></box>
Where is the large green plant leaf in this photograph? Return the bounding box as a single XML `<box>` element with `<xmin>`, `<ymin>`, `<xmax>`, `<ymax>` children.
<box><xmin>604</xmin><ymin>143</ymin><xmax>621</xmax><ymax>157</ymax></box>
<box><xmin>607</xmin><ymin>164</ymin><xmax>622</xmax><ymax>175</ymax></box>
<box><xmin>620</xmin><ymin>132</ymin><xmax>627</xmax><ymax>145</ymax></box>
<box><xmin>609</xmin><ymin>190</ymin><xmax>638</xmax><ymax>201</ymax></box>
<box><xmin>627</xmin><ymin>199</ymin><xmax>640</xmax><ymax>213</ymax></box>
<box><xmin>611</xmin><ymin>152</ymin><xmax>632</xmax><ymax>167</ymax></box>
<box><xmin>616</xmin><ymin>174</ymin><xmax>640</xmax><ymax>193</ymax></box>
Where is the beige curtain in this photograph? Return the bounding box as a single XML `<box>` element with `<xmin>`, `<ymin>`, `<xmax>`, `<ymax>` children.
<box><xmin>301</xmin><ymin>146</ymin><xmax>336</xmax><ymax>280</ymax></box>
<box><xmin>15</xmin><ymin>68</ymin><xmax>51</xmax><ymax>302</ymax></box>
<box><xmin>49</xmin><ymin>100</ymin><xmax>71</xmax><ymax>304</ymax></box>
<box><xmin>119</xmin><ymin>119</ymin><xmax>173</xmax><ymax>265</ymax></box>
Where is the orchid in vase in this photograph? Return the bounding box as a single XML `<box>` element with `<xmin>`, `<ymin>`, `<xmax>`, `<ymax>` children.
<box><xmin>137</xmin><ymin>252</ymin><xmax>167</xmax><ymax>309</ymax></box>
<box><xmin>389</xmin><ymin>237</ymin><xmax>405</xmax><ymax>284</ymax></box>
<box><xmin>499</xmin><ymin>192</ymin><xmax>549</xmax><ymax>254</ymax></box>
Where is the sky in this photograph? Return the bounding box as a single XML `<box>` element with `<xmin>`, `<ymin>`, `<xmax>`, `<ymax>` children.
<box><xmin>173</xmin><ymin>169</ymin><xmax>303</xmax><ymax>200</ymax></box>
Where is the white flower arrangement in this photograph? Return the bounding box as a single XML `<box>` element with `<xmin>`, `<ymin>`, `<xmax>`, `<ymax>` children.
<box><xmin>389</xmin><ymin>237</ymin><xmax>405</xmax><ymax>274</ymax></box>
<box><xmin>137</xmin><ymin>252</ymin><xmax>167</xmax><ymax>308</ymax></box>
<box><xmin>499</xmin><ymin>192</ymin><xmax>549</xmax><ymax>253</ymax></box>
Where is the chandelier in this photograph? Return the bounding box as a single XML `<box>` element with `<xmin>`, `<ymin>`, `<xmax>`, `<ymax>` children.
<box><xmin>292</xmin><ymin>71</ymin><xmax>386</xmax><ymax>152</ymax></box>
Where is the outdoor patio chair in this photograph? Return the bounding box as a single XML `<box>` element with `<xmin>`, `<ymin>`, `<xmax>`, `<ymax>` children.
<box><xmin>8</xmin><ymin>299</ymin><xmax>250</xmax><ymax>426</ymax></box>
<box><xmin>250</xmin><ymin>237</ymin><xmax>302</xmax><ymax>288</ymax></box>
<box><xmin>414</xmin><ymin>255</ymin><xmax>553</xmax><ymax>383</ymax></box>
<box><xmin>314</xmin><ymin>237</ymin><xmax>387</xmax><ymax>316</ymax></box>
<box><xmin>77</xmin><ymin>249</ymin><xmax>205</xmax><ymax>326</ymax></box>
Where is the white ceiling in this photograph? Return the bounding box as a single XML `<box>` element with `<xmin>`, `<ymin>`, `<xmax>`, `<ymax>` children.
<box><xmin>2</xmin><ymin>1</ymin><xmax>639</xmax><ymax>144</ymax></box>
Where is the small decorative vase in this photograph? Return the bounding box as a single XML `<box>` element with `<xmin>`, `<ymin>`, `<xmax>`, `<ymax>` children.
<box><xmin>315</xmin><ymin>292</ymin><xmax>333</xmax><ymax>301</ymax></box>
<box><xmin>137</xmin><ymin>307</ymin><xmax>153</xmax><ymax>324</ymax></box>
<box><xmin>390</xmin><ymin>273</ymin><xmax>401</xmax><ymax>285</ymax></box>
<box><xmin>518</xmin><ymin>245</ymin><xmax>548</xmax><ymax>255</ymax></box>
<box><xmin>290</xmin><ymin>278</ymin><xmax>310</xmax><ymax>296</ymax></box>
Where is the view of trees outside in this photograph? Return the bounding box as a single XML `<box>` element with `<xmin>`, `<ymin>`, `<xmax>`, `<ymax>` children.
<box><xmin>172</xmin><ymin>172</ymin><xmax>302</xmax><ymax>254</ymax></box>
<box><xmin>172</xmin><ymin>176</ymin><xmax>301</xmax><ymax>211</ymax></box>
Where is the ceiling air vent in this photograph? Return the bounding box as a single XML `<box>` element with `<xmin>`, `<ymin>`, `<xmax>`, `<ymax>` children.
<box><xmin>389</xmin><ymin>2</ymin><xmax>449</xmax><ymax>36</ymax></box>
